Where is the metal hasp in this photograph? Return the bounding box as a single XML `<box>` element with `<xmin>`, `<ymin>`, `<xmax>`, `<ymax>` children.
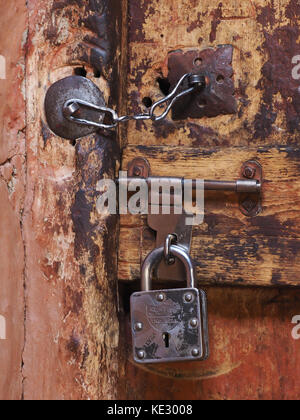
<box><xmin>44</xmin><ymin>76</ymin><xmax>106</xmax><ymax>141</ymax></box>
<box><xmin>167</xmin><ymin>45</ymin><xmax>237</xmax><ymax>120</ymax></box>
<box><xmin>127</xmin><ymin>158</ymin><xmax>193</xmax><ymax>283</ymax></box>
<box><xmin>131</xmin><ymin>245</ymin><xmax>209</xmax><ymax>364</ymax></box>
<box><xmin>126</xmin><ymin>158</ymin><xmax>263</xmax><ymax>282</ymax></box>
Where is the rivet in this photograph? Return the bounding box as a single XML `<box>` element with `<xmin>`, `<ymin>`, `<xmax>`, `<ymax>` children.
<box><xmin>137</xmin><ymin>350</ymin><xmax>145</xmax><ymax>360</ymax></box>
<box><xmin>134</xmin><ymin>322</ymin><xmax>143</xmax><ymax>332</ymax></box>
<box><xmin>167</xmin><ymin>256</ymin><xmax>176</xmax><ymax>266</ymax></box>
<box><xmin>190</xmin><ymin>318</ymin><xmax>198</xmax><ymax>328</ymax></box>
<box><xmin>243</xmin><ymin>166</ymin><xmax>256</xmax><ymax>179</ymax></box>
<box><xmin>184</xmin><ymin>293</ymin><xmax>193</xmax><ymax>303</ymax></box>
<box><xmin>157</xmin><ymin>293</ymin><xmax>166</xmax><ymax>302</ymax></box>
<box><xmin>242</xmin><ymin>197</ymin><xmax>256</xmax><ymax>213</ymax></box>
<box><xmin>192</xmin><ymin>348</ymin><xmax>200</xmax><ymax>357</ymax></box>
<box><xmin>133</xmin><ymin>166</ymin><xmax>141</xmax><ymax>177</ymax></box>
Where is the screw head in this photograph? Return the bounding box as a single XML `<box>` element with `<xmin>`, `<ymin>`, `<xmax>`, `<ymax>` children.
<box><xmin>167</xmin><ymin>256</ymin><xmax>176</xmax><ymax>265</ymax></box>
<box><xmin>192</xmin><ymin>348</ymin><xmax>200</xmax><ymax>357</ymax></box>
<box><xmin>156</xmin><ymin>293</ymin><xmax>166</xmax><ymax>302</ymax></box>
<box><xmin>128</xmin><ymin>157</ymin><xmax>150</xmax><ymax>178</ymax></box>
<box><xmin>137</xmin><ymin>350</ymin><xmax>145</xmax><ymax>360</ymax></box>
<box><xmin>134</xmin><ymin>322</ymin><xmax>143</xmax><ymax>332</ymax></box>
<box><xmin>184</xmin><ymin>293</ymin><xmax>193</xmax><ymax>303</ymax></box>
<box><xmin>190</xmin><ymin>318</ymin><xmax>198</xmax><ymax>328</ymax></box>
<box><xmin>133</xmin><ymin>166</ymin><xmax>142</xmax><ymax>177</ymax></box>
<box><xmin>243</xmin><ymin>166</ymin><xmax>256</xmax><ymax>179</ymax></box>
<box><xmin>242</xmin><ymin>197</ymin><xmax>256</xmax><ymax>213</ymax></box>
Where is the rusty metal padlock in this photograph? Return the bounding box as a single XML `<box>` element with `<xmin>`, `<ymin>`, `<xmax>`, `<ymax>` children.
<box><xmin>130</xmin><ymin>245</ymin><xmax>209</xmax><ymax>364</ymax></box>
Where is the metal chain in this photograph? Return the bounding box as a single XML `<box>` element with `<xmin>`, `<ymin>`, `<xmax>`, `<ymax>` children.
<box><xmin>63</xmin><ymin>73</ymin><xmax>205</xmax><ymax>130</ymax></box>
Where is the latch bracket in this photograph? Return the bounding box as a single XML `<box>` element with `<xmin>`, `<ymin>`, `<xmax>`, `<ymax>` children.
<box><xmin>167</xmin><ymin>45</ymin><xmax>237</xmax><ymax>120</ymax></box>
<box><xmin>126</xmin><ymin>158</ymin><xmax>262</xmax><ymax>282</ymax></box>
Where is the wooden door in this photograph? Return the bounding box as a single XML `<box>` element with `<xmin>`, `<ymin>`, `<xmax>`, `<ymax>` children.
<box><xmin>0</xmin><ymin>0</ymin><xmax>300</xmax><ymax>400</ymax></box>
<box><xmin>118</xmin><ymin>0</ymin><xmax>300</xmax><ymax>400</ymax></box>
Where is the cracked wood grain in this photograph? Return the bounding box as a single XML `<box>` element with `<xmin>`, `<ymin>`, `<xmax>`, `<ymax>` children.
<box><xmin>21</xmin><ymin>0</ymin><xmax>126</xmax><ymax>400</ymax></box>
<box><xmin>0</xmin><ymin>0</ymin><xmax>27</xmax><ymax>400</ymax></box>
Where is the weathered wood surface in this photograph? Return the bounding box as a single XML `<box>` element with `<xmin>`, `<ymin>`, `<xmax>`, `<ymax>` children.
<box><xmin>21</xmin><ymin>0</ymin><xmax>125</xmax><ymax>400</ymax></box>
<box><xmin>0</xmin><ymin>0</ymin><xmax>27</xmax><ymax>400</ymax></box>
<box><xmin>119</xmin><ymin>0</ymin><xmax>300</xmax><ymax>401</ymax></box>
<box><xmin>126</xmin><ymin>0</ymin><xmax>299</xmax><ymax>148</ymax></box>
<box><xmin>0</xmin><ymin>0</ymin><xmax>128</xmax><ymax>401</ymax></box>
<box><xmin>119</xmin><ymin>0</ymin><xmax>300</xmax><ymax>287</ymax></box>
<box><xmin>119</xmin><ymin>145</ymin><xmax>300</xmax><ymax>286</ymax></box>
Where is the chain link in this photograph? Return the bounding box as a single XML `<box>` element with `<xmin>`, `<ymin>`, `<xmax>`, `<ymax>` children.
<box><xmin>63</xmin><ymin>73</ymin><xmax>205</xmax><ymax>130</ymax></box>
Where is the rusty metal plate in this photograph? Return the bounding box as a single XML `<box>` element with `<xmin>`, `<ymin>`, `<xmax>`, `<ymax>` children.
<box><xmin>131</xmin><ymin>288</ymin><xmax>208</xmax><ymax>364</ymax></box>
<box><xmin>168</xmin><ymin>45</ymin><xmax>237</xmax><ymax>120</ymax></box>
<box><xmin>44</xmin><ymin>76</ymin><xmax>105</xmax><ymax>141</ymax></box>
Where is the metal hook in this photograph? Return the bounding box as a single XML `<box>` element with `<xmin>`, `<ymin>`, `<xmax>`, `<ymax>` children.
<box><xmin>150</xmin><ymin>73</ymin><xmax>196</xmax><ymax>122</ymax></box>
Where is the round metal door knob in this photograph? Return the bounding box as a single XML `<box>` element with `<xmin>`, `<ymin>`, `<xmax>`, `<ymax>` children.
<box><xmin>44</xmin><ymin>75</ymin><xmax>105</xmax><ymax>141</ymax></box>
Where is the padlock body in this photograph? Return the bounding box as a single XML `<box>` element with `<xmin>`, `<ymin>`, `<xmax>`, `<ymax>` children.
<box><xmin>131</xmin><ymin>287</ymin><xmax>207</xmax><ymax>364</ymax></box>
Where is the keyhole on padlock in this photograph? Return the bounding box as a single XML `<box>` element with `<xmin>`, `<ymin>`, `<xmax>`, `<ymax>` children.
<box><xmin>163</xmin><ymin>332</ymin><xmax>170</xmax><ymax>348</ymax></box>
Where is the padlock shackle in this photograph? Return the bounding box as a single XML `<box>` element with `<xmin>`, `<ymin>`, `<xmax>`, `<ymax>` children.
<box><xmin>141</xmin><ymin>245</ymin><xmax>195</xmax><ymax>291</ymax></box>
